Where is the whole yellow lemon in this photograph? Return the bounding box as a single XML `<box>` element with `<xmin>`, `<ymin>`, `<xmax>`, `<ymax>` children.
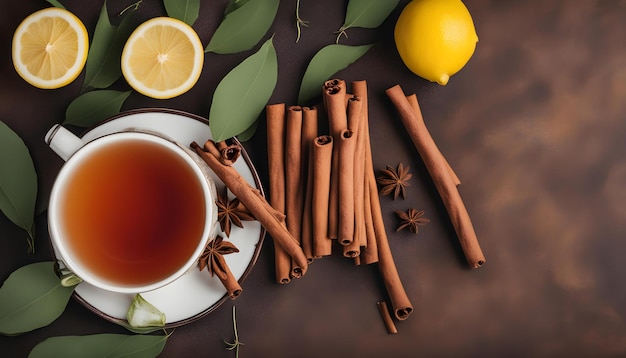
<box><xmin>394</xmin><ymin>0</ymin><xmax>478</xmax><ymax>85</ymax></box>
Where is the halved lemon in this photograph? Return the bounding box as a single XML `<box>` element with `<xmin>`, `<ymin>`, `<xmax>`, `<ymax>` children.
<box><xmin>12</xmin><ymin>7</ymin><xmax>89</xmax><ymax>89</ymax></box>
<box><xmin>121</xmin><ymin>17</ymin><xmax>204</xmax><ymax>99</ymax></box>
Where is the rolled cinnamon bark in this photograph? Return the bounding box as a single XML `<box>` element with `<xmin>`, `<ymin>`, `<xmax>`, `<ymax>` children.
<box><xmin>386</xmin><ymin>84</ymin><xmax>485</xmax><ymax>269</ymax></box>
<box><xmin>349</xmin><ymin>96</ymin><xmax>367</xmax><ymax>249</ymax></box>
<box><xmin>360</xmin><ymin>170</ymin><xmax>378</xmax><ymax>264</ymax></box>
<box><xmin>301</xmin><ymin>106</ymin><xmax>319</xmax><ymax>263</ymax></box>
<box><xmin>406</xmin><ymin>94</ymin><xmax>460</xmax><ymax>187</ymax></box>
<box><xmin>285</xmin><ymin>106</ymin><xmax>306</xmax><ymax>277</ymax></box>
<box><xmin>352</xmin><ymin>81</ymin><xmax>378</xmax><ymax>265</ymax></box>
<box><xmin>340</xmin><ymin>97</ymin><xmax>362</xmax><ymax>257</ymax></box>
<box><xmin>355</xmin><ymin>81</ymin><xmax>413</xmax><ymax>320</ymax></box>
<box><xmin>323</xmin><ymin>79</ymin><xmax>348</xmax><ymax>240</ymax></box>
<box><xmin>191</xmin><ymin>140</ymin><xmax>308</xmax><ymax>277</ymax></box>
<box><xmin>377</xmin><ymin>301</ymin><xmax>398</xmax><ymax>334</ymax></box>
<box><xmin>339</xmin><ymin>129</ymin><xmax>357</xmax><ymax>252</ymax></box>
<box><xmin>266</xmin><ymin>103</ymin><xmax>292</xmax><ymax>284</ymax></box>
<box><xmin>312</xmin><ymin>135</ymin><xmax>333</xmax><ymax>257</ymax></box>
<box><xmin>215</xmin><ymin>255</ymin><xmax>243</xmax><ymax>300</ymax></box>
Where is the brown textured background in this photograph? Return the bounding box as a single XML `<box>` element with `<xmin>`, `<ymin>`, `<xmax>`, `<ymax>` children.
<box><xmin>1</xmin><ymin>0</ymin><xmax>625</xmax><ymax>357</ymax></box>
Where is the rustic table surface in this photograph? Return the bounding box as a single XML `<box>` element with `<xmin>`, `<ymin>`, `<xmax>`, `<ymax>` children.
<box><xmin>2</xmin><ymin>1</ymin><xmax>625</xmax><ymax>357</ymax></box>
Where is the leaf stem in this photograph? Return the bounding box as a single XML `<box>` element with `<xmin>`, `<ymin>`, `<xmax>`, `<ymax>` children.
<box><xmin>224</xmin><ymin>306</ymin><xmax>244</xmax><ymax>357</ymax></box>
<box><xmin>26</xmin><ymin>232</ymin><xmax>35</xmax><ymax>254</ymax></box>
<box><xmin>335</xmin><ymin>27</ymin><xmax>348</xmax><ymax>44</ymax></box>
<box><xmin>295</xmin><ymin>0</ymin><xmax>309</xmax><ymax>43</ymax></box>
<box><xmin>120</xmin><ymin>0</ymin><xmax>142</xmax><ymax>16</ymax></box>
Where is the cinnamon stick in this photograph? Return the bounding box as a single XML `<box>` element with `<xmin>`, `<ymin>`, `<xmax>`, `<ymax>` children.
<box><xmin>353</xmin><ymin>81</ymin><xmax>378</xmax><ymax>265</ymax></box>
<box><xmin>340</xmin><ymin>97</ymin><xmax>363</xmax><ymax>257</ymax></box>
<box><xmin>266</xmin><ymin>103</ymin><xmax>292</xmax><ymax>284</ymax></box>
<box><xmin>406</xmin><ymin>94</ymin><xmax>460</xmax><ymax>187</ymax></box>
<box><xmin>386</xmin><ymin>84</ymin><xmax>485</xmax><ymax>269</ymax></box>
<box><xmin>377</xmin><ymin>301</ymin><xmax>398</xmax><ymax>334</ymax></box>
<box><xmin>360</xmin><ymin>173</ymin><xmax>378</xmax><ymax>264</ymax></box>
<box><xmin>285</xmin><ymin>106</ymin><xmax>306</xmax><ymax>277</ymax></box>
<box><xmin>349</xmin><ymin>96</ymin><xmax>367</xmax><ymax>249</ymax></box>
<box><xmin>216</xmin><ymin>255</ymin><xmax>242</xmax><ymax>300</ymax></box>
<box><xmin>198</xmin><ymin>236</ymin><xmax>242</xmax><ymax>299</ymax></box>
<box><xmin>191</xmin><ymin>140</ymin><xmax>308</xmax><ymax>277</ymax></box>
<box><xmin>301</xmin><ymin>106</ymin><xmax>319</xmax><ymax>263</ymax></box>
<box><xmin>355</xmin><ymin>81</ymin><xmax>413</xmax><ymax>320</ymax></box>
<box><xmin>339</xmin><ymin>129</ymin><xmax>357</xmax><ymax>254</ymax></box>
<box><xmin>312</xmin><ymin>135</ymin><xmax>333</xmax><ymax>257</ymax></box>
<box><xmin>323</xmin><ymin>79</ymin><xmax>348</xmax><ymax>240</ymax></box>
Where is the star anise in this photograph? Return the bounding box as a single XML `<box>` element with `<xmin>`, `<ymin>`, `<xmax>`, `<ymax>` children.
<box><xmin>198</xmin><ymin>236</ymin><xmax>240</xmax><ymax>279</ymax></box>
<box><xmin>395</xmin><ymin>208</ymin><xmax>430</xmax><ymax>234</ymax></box>
<box><xmin>377</xmin><ymin>163</ymin><xmax>412</xmax><ymax>199</ymax></box>
<box><xmin>216</xmin><ymin>187</ymin><xmax>255</xmax><ymax>237</ymax></box>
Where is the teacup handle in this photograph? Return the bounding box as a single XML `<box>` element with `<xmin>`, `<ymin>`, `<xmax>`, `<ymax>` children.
<box><xmin>45</xmin><ymin>124</ymin><xmax>85</xmax><ymax>161</ymax></box>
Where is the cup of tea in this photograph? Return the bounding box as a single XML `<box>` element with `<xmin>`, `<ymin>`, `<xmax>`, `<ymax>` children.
<box><xmin>45</xmin><ymin>124</ymin><xmax>218</xmax><ymax>293</ymax></box>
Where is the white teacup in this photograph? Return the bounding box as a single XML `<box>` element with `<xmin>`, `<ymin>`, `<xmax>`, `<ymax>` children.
<box><xmin>46</xmin><ymin>124</ymin><xmax>217</xmax><ymax>293</ymax></box>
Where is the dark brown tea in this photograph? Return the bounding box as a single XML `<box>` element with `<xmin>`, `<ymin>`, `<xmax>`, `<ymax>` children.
<box><xmin>60</xmin><ymin>138</ymin><xmax>206</xmax><ymax>287</ymax></box>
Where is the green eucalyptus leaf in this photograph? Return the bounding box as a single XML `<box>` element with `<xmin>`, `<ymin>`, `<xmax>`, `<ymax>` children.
<box><xmin>298</xmin><ymin>44</ymin><xmax>373</xmax><ymax>105</ymax></box>
<box><xmin>0</xmin><ymin>121</ymin><xmax>37</xmax><ymax>252</ymax></box>
<box><xmin>65</xmin><ymin>90</ymin><xmax>132</xmax><ymax>127</ymax></box>
<box><xmin>164</xmin><ymin>0</ymin><xmax>200</xmax><ymax>26</ymax></box>
<box><xmin>0</xmin><ymin>262</ymin><xmax>75</xmax><ymax>335</ymax></box>
<box><xmin>236</xmin><ymin>120</ymin><xmax>258</xmax><ymax>142</ymax></box>
<box><xmin>224</xmin><ymin>0</ymin><xmax>251</xmax><ymax>15</ymax></box>
<box><xmin>340</xmin><ymin>0</ymin><xmax>400</xmax><ymax>31</ymax></box>
<box><xmin>29</xmin><ymin>333</ymin><xmax>168</xmax><ymax>358</ymax></box>
<box><xmin>83</xmin><ymin>3</ymin><xmax>137</xmax><ymax>90</ymax></box>
<box><xmin>45</xmin><ymin>0</ymin><xmax>65</xmax><ymax>8</ymax></box>
<box><xmin>209</xmin><ymin>38</ymin><xmax>277</xmax><ymax>141</ymax></box>
<box><xmin>205</xmin><ymin>0</ymin><xmax>279</xmax><ymax>54</ymax></box>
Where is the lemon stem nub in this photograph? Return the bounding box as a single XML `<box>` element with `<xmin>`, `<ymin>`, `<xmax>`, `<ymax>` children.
<box><xmin>438</xmin><ymin>74</ymin><xmax>450</xmax><ymax>85</ymax></box>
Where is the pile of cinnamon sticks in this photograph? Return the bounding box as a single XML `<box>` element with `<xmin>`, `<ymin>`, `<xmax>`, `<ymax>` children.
<box><xmin>266</xmin><ymin>79</ymin><xmax>413</xmax><ymax>323</ymax></box>
<box><xmin>194</xmin><ymin>79</ymin><xmax>485</xmax><ymax>333</ymax></box>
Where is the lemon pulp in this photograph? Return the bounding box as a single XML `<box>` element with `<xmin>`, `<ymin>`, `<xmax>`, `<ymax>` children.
<box><xmin>121</xmin><ymin>17</ymin><xmax>204</xmax><ymax>99</ymax></box>
<box><xmin>12</xmin><ymin>8</ymin><xmax>89</xmax><ymax>89</ymax></box>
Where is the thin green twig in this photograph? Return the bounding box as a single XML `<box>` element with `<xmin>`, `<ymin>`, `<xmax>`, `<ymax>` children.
<box><xmin>120</xmin><ymin>0</ymin><xmax>142</xmax><ymax>16</ymax></box>
<box><xmin>295</xmin><ymin>0</ymin><xmax>309</xmax><ymax>43</ymax></box>
<box><xmin>224</xmin><ymin>306</ymin><xmax>244</xmax><ymax>357</ymax></box>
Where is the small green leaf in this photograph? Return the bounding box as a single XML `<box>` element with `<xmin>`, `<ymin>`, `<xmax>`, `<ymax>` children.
<box><xmin>164</xmin><ymin>0</ymin><xmax>200</xmax><ymax>26</ymax></box>
<box><xmin>205</xmin><ymin>0</ymin><xmax>279</xmax><ymax>54</ymax></box>
<box><xmin>83</xmin><ymin>3</ymin><xmax>137</xmax><ymax>90</ymax></box>
<box><xmin>127</xmin><ymin>294</ymin><xmax>165</xmax><ymax>328</ymax></box>
<box><xmin>29</xmin><ymin>333</ymin><xmax>168</xmax><ymax>358</ymax></box>
<box><xmin>65</xmin><ymin>90</ymin><xmax>132</xmax><ymax>127</ymax></box>
<box><xmin>209</xmin><ymin>38</ymin><xmax>277</xmax><ymax>141</ymax></box>
<box><xmin>224</xmin><ymin>0</ymin><xmax>251</xmax><ymax>15</ymax></box>
<box><xmin>298</xmin><ymin>44</ymin><xmax>373</xmax><ymax>105</ymax></box>
<box><xmin>45</xmin><ymin>0</ymin><xmax>65</xmax><ymax>8</ymax></box>
<box><xmin>0</xmin><ymin>262</ymin><xmax>75</xmax><ymax>335</ymax></box>
<box><xmin>236</xmin><ymin>120</ymin><xmax>258</xmax><ymax>142</ymax></box>
<box><xmin>0</xmin><ymin>121</ymin><xmax>37</xmax><ymax>252</ymax></box>
<box><xmin>340</xmin><ymin>0</ymin><xmax>400</xmax><ymax>31</ymax></box>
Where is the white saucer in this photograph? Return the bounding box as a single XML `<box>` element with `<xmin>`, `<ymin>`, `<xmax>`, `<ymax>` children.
<box><xmin>58</xmin><ymin>108</ymin><xmax>265</xmax><ymax>328</ymax></box>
